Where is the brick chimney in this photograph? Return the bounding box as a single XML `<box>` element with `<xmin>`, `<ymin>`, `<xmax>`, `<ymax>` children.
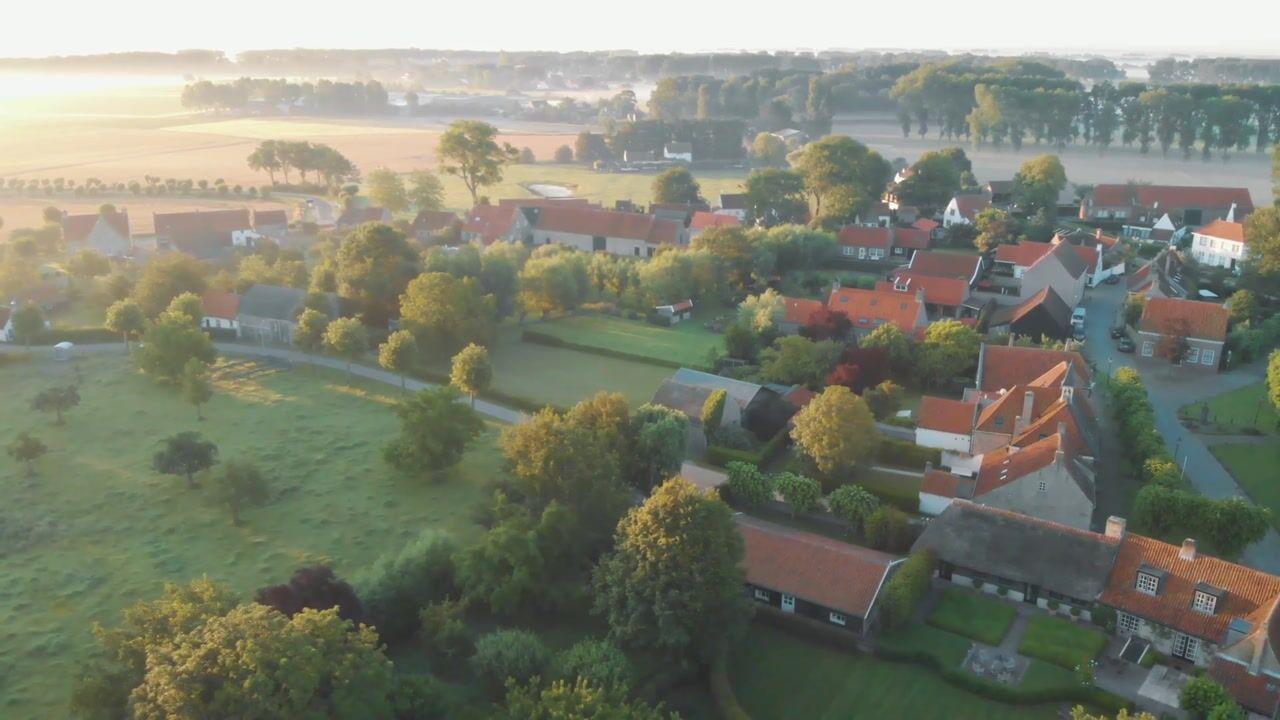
<box><xmin>915</xmin><ymin>286</ymin><xmax>925</xmax><ymax>304</ymax></box>
<box><xmin>1180</xmin><ymin>539</ymin><xmax>1197</xmax><ymax>561</ymax></box>
<box><xmin>1105</xmin><ymin>516</ymin><xmax>1126</xmax><ymax>539</ymax></box>
<box><xmin>1054</xmin><ymin>422</ymin><xmax>1067</xmax><ymax>467</ymax></box>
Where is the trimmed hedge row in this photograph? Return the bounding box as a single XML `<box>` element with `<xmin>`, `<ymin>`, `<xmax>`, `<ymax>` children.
<box><xmin>31</xmin><ymin>327</ymin><xmax>119</xmax><ymax>345</ymax></box>
<box><xmin>706</xmin><ymin>428</ymin><xmax>790</xmax><ymax>469</ymax></box>
<box><xmin>876</xmin><ymin>439</ymin><xmax>941</xmax><ymax>470</ymax></box>
<box><xmin>521</xmin><ymin>329</ymin><xmax>706</xmax><ymax>371</ymax></box>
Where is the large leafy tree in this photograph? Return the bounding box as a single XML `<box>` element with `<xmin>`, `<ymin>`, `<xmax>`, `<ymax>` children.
<box><xmin>399</xmin><ymin>272</ymin><xmax>496</xmax><ymax>357</ymax></box>
<box><xmin>914</xmin><ymin>319</ymin><xmax>981</xmax><ymax>388</ymax></box>
<box><xmin>7</xmin><ymin>432</ymin><xmax>47</xmax><ymax>476</ymax></box>
<box><xmin>651</xmin><ymin>167</ymin><xmax>703</xmax><ymax>205</ymax></box>
<box><xmin>105</xmin><ymin>299</ymin><xmax>146</xmax><ymax>350</ymax></box>
<box><xmin>744</xmin><ymin>168</ymin><xmax>808</xmax><ymax>227</ymax></box>
<box><xmin>760</xmin><ymin>336</ymin><xmax>841</xmax><ymax>387</ymax></box>
<box><xmin>828</xmin><ymin>484</ymin><xmax>880</xmax><ymax>535</ymax></box>
<box><xmin>31</xmin><ymin>384</ymin><xmax>80</xmax><ymax>425</ymax></box>
<box><xmin>357</xmin><ymin>529</ymin><xmax>457</xmax><ymax>644</ymax></box>
<box><xmin>773</xmin><ymin>472</ymin><xmax>822</xmax><ymax>516</ymax></box>
<box><xmin>859</xmin><ymin>323</ymin><xmax>913</xmax><ymax>373</ymax></box>
<box><xmin>437</xmin><ymin>119</ymin><xmax>518</xmax><ymax>205</ymax></box>
<box><xmin>790</xmin><ymin>135</ymin><xmax>891</xmax><ymax>227</ymax></box>
<box><xmin>631</xmin><ymin>403</ymin><xmax>689</xmax><ymax>491</ymax></box>
<box><xmin>137</xmin><ymin>312</ymin><xmax>216</xmax><ymax>382</ymax></box>
<box><xmin>181</xmin><ymin>358</ymin><xmax>213</xmax><ymax>421</ymax></box>
<box><xmin>406</xmin><ymin>169</ymin><xmax>445</xmax><ymax>211</ymax></box>
<box><xmin>749</xmin><ymin>132</ymin><xmax>789</xmax><ymax>167</ymax></box>
<box><xmin>898</xmin><ymin>149</ymin><xmax>962</xmax><ymax>214</ymax></box>
<box><xmin>790</xmin><ymin>386</ymin><xmax>879</xmax><ymax>477</ymax></box>
<box><xmin>592</xmin><ymin>477</ymin><xmax>748</xmax><ymax>664</ymax></box>
<box><xmin>363</xmin><ymin>168</ymin><xmax>409</xmax><ymax>213</ymax></box>
<box><xmin>1268</xmin><ymin>350</ymin><xmax>1280</xmax><ymax>417</ymax></box>
<box><xmin>128</xmin><ymin>605</ymin><xmax>395</xmax><ymax>719</ymax></box>
<box><xmin>1013</xmin><ymin>154</ymin><xmax>1068</xmax><ymax>214</ymax></box>
<box><xmin>333</xmin><ymin>222</ymin><xmax>419</xmax><ymax>325</ymax></box>
<box><xmin>152</xmin><ymin>431</ymin><xmax>218</xmax><ymax>489</ymax></box>
<box><xmin>1244</xmin><ymin>208</ymin><xmax>1280</xmax><ymax>287</ymax></box>
<box><xmin>132</xmin><ymin>254</ymin><xmax>208</xmax><ymax>317</ymax></box>
<box><xmin>449</xmin><ymin>342</ymin><xmax>492</xmax><ymax>407</ymax></box>
<box><xmin>725</xmin><ymin>461</ymin><xmax>773</xmax><ymax>507</ymax></box>
<box><xmin>323</xmin><ymin>317</ymin><xmax>368</xmax><ymax>383</ymax></box>
<box><xmin>518</xmin><ymin>249</ymin><xmax>589</xmax><ymax>316</ymax></box>
<box><xmin>211</xmin><ymin>460</ymin><xmax>270</xmax><ymax>526</ymax></box>
<box><xmin>256</xmin><ymin>565</ymin><xmax>363</xmax><ymax>622</ymax></box>
<box><xmin>383</xmin><ymin>386</ymin><xmax>485</xmax><ymax>480</ymax></box>
<box><xmin>10</xmin><ymin>304</ymin><xmax>45</xmax><ymax>346</ymax></box>
<box><xmin>378</xmin><ymin>329</ymin><xmax>418</xmax><ymax>392</ymax></box>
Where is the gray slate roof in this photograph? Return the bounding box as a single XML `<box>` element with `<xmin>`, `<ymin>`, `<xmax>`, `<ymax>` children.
<box><xmin>238</xmin><ymin>285</ymin><xmax>336</xmax><ymax>321</ymax></box>
<box><xmin>670</xmin><ymin>368</ymin><xmax>765</xmax><ymax>407</ymax></box>
<box><xmin>1049</xmin><ymin>240</ymin><xmax>1088</xmax><ymax>279</ymax></box>
<box><xmin>912</xmin><ymin>500</ymin><xmax>1120</xmax><ymax>601</ymax></box>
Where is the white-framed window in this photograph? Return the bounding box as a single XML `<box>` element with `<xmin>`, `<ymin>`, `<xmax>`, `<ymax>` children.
<box><xmin>1202</xmin><ymin>349</ymin><xmax>1216</xmax><ymax>366</ymax></box>
<box><xmin>1141</xmin><ymin>341</ymin><xmax>1154</xmax><ymax>357</ymax></box>
<box><xmin>842</xmin><ymin>246</ymin><xmax>853</xmax><ymax>256</ymax></box>
<box><xmin>1185</xmin><ymin>347</ymin><xmax>1200</xmax><ymax>364</ymax></box>
<box><xmin>829</xmin><ymin>611</ymin><xmax>847</xmax><ymax>626</ymax></box>
<box><xmin>1118</xmin><ymin>612</ymin><xmax>1140</xmax><ymax>633</ymax></box>
<box><xmin>753</xmin><ymin>588</ymin><xmax>770</xmax><ymax>602</ymax></box>
<box><xmin>1193</xmin><ymin>591</ymin><xmax>1217</xmax><ymax>614</ymax></box>
<box><xmin>1136</xmin><ymin>572</ymin><xmax>1160</xmax><ymax>596</ymax></box>
<box><xmin>870</xmin><ymin>249</ymin><xmax>884</xmax><ymax>260</ymax></box>
<box><xmin>858</xmin><ymin>247</ymin><xmax>867</xmax><ymax>260</ymax></box>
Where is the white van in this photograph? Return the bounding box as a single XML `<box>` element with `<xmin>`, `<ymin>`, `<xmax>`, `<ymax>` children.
<box><xmin>1071</xmin><ymin>307</ymin><xmax>1087</xmax><ymax>327</ymax></box>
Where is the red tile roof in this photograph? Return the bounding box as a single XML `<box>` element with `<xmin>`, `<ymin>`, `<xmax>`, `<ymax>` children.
<box><xmin>826</xmin><ymin>287</ymin><xmax>925</xmax><ymax>333</ymax></box>
<box><xmin>411</xmin><ymin>210</ymin><xmax>461</xmax><ymax>235</ymax></box>
<box><xmin>995</xmin><ymin>242</ymin><xmax>1055</xmax><ymax>267</ymax></box>
<box><xmin>689</xmin><ymin>211</ymin><xmax>739</xmax><ymax>230</ymax></box>
<box><xmin>1138</xmin><ymin>297</ymin><xmax>1229</xmax><ymax>342</ymax></box>
<box><xmin>1101</xmin><ymin>534</ymin><xmax>1280</xmax><ymax>642</ymax></box>
<box><xmin>252</xmin><ymin>209</ymin><xmax>288</xmax><ymax>227</ymax></box>
<box><xmin>535</xmin><ymin>206</ymin><xmax>680</xmax><ymax>245</ymax></box>
<box><xmin>201</xmin><ymin>290</ymin><xmax>240</xmax><ymax>320</ymax></box>
<box><xmin>975</xmin><ymin>385</ymin><xmax>1060</xmax><ymax>434</ymax></box>
<box><xmin>974</xmin><ymin>434</ymin><xmax>1061</xmax><ymax>495</ymax></box>
<box><xmin>61</xmin><ymin>211</ymin><xmax>130</xmax><ymax>245</ymax></box>
<box><xmin>1195</xmin><ymin>219</ymin><xmax>1246</xmax><ymax>243</ymax></box>
<box><xmin>1208</xmin><ymin>659</ymin><xmax>1280</xmax><ymax>716</ymax></box>
<box><xmin>922</xmin><ymin>468</ymin><xmax>966</xmax><ymax>497</ymax></box>
<box><xmin>951</xmin><ymin>194</ymin><xmax>991</xmax><ymax>222</ymax></box>
<box><xmin>154</xmin><ymin>209</ymin><xmax>251</xmax><ymax>238</ymax></box>
<box><xmin>784</xmin><ymin>386</ymin><xmax>816</xmax><ymax>408</ymax></box>
<box><xmin>894</xmin><ymin>227</ymin><xmax>931</xmax><ymax>250</ymax></box>
<box><xmin>1071</xmin><ymin>244</ymin><xmax>1099</xmax><ymax>270</ymax></box>
<box><xmin>912</xmin><ymin>218</ymin><xmax>940</xmax><ymax>232</ymax></box>
<box><xmin>782</xmin><ymin>297</ymin><xmax>825</xmax><ymax>326</ymax></box>
<box><xmin>882</xmin><ymin>272</ymin><xmax>970</xmax><ymax>308</ymax></box>
<box><xmin>908</xmin><ymin>251</ymin><xmax>981</xmax><ymax>281</ymax></box>
<box><xmin>1013</xmin><ymin>399</ymin><xmax>1089</xmax><ymax>456</ymax></box>
<box><xmin>461</xmin><ymin>205</ymin><xmax>518</xmax><ymax>242</ymax></box>
<box><xmin>838</xmin><ymin>225</ymin><xmax>893</xmax><ymax>249</ymax></box>
<box><xmin>978</xmin><ymin>345</ymin><xmax>1091</xmax><ymax>393</ymax></box>
<box><xmin>918</xmin><ymin>396</ymin><xmax>976</xmax><ymax>434</ymax></box>
<box><xmin>737</xmin><ymin>514</ymin><xmax>900</xmax><ymax>618</ymax></box>
<box><xmin>1090</xmin><ymin>185</ymin><xmax>1254</xmax><ymax>213</ymax></box>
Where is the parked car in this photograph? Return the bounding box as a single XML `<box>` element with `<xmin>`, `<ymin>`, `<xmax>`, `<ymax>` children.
<box><xmin>1117</xmin><ymin>336</ymin><xmax>1135</xmax><ymax>353</ymax></box>
<box><xmin>1072</xmin><ymin>325</ymin><xmax>1086</xmax><ymax>342</ymax></box>
<box><xmin>1104</xmin><ymin>274</ymin><xmax>1121</xmax><ymax>284</ymax></box>
<box><xmin>1071</xmin><ymin>307</ymin><xmax>1087</xmax><ymax>327</ymax></box>
<box><xmin>1110</xmin><ymin>326</ymin><xmax>1124</xmax><ymax>339</ymax></box>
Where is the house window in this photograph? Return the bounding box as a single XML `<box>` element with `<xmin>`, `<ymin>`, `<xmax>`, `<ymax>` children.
<box><xmin>1202</xmin><ymin>350</ymin><xmax>1216</xmax><ymax>366</ymax></box>
<box><xmin>1185</xmin><ymin>347</ymin><xmax>1200</xmax><ymax>364</ymax></box>
<box><xmin>592</xmin><ymin>236</ymin><xmax>606</xmax><ymax>252</ymax></box>
<box><xmin>1141</xmin><ymin>341</ymin><xmax>1154</xmax><ymax>357</ymax></box>
<box><xmin>647</xmin><ymin>247</ymin><xmax>655</xmax><ymax>258</ymax></box>
<box><xmin>633</xmin><ymin>247</ymin><xmax>640</xmax><ymax>256</ymax></box>
<box><xmin>1118</xmin><ymin>612</ymin><xmax>1140</xmax><ymax>633</ymax></box>
<box><xmin>1192</xmin><ymin>591</ymin><xmax>1217</xmax><ymax>615</ymax></box>
<box><xmin>753</xmin><ymin>588</ymin><xmax>771</xmax><ymax>602</ymax></box>
<box><xmin>1136</xmin><ymin>572</ymin><xmax>1160</xmax><ymax>596</ymax></box>
<box><xmin>842</xmin><ymin>246</ymin><xmax>854</xmax><ymax>256</ymax></box>
<box><xmin>994</xmin><ymin>416</ymin><xmax>1005</xmax><ymax>427</ymax></box>
<box><xmin>870</xmin><ymin>249</ymin><xmax>884</xmax><ymax>260</ymax></box>
<box><xmin>829</xmin><ymin>611</ymin><xmax>847</xmax><ymax>626</ymax></box>
<box><xmin>1038</xmin><ymin>480</ymin><xmax>1048</xmax><ymax>493</ymax></box>
<box><xmin>858</xmin><ymin>247</ymin><xmax>867</xmax><ymax>260</ymax></box>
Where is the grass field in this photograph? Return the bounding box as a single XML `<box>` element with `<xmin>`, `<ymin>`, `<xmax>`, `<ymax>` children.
<box><xmin>425</xmin><ymin>325</ymin><xmax>673</xmax><ymax>409</ymax></box>
<box><xmin>927</xmin><ymin>589</ymin><xmax>1018</xmax><ymax>645</ymax></box>
<box><xmin>1180</xmin><ymin>382</ymin><xmax>1277</xmax><ymax>435</ymax></box>
<box><xmin>729</xmin><ymin>623</ymin><xmax>1061</xmax><ymax>720</ymax></box>
<box><xmin>1211</xmin><ymin>443</ymin><xmax>1280</xmax><ymax>532</ymax></box>
<box><xmin>0</xmin><ymin>353</ymin><xmax>505</xmax><ymax>718</ymax></box>
<box><xmin>1017</xmin><ymin>615</ymin><xmax>1108</xmax><ymax>670</ymax></box>
<box><xmin>526</xmin><ymin>312</ymin><xmax>723</xmax><ymax>368</ymax></box>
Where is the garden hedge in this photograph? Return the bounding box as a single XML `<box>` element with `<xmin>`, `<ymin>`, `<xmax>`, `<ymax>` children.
<box><xmin>876</xmin><ymin>439</ymin><xmax>941</xmax><ymax>470</ymax></box>
<box><xmin>31</xmin><ymin>326</ymin><xmax>119</xmax><ymax>345</ymax></box>
<box><xmin>521</xmin><ymin>329</ymin><xmax>706</xmax><ymax>371</ymax></box>
<box><xmin>706</xmin><ymin>428</ymin><xmax>791</xmax><ymax>468</ymax></box>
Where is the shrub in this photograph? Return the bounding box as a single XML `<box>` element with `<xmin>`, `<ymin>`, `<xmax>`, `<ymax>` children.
<box><xmin>864</xmin><ymin>505</ymin><xmax>910</xmax><ymax>551</ymax></box>
<box><xmin>971</xmin><ymin>577</ymin><xmax>983</xmax><ymax>589</ymax></box>
<box><xmin>879</xmin><ymin>550</ymin><xmax>935</xmax><ymax>628</ymax></box>
<box><xmin>553</xmin><ymin>638</ymin><xmax>631</xmax><ymax>690</ymax></box>
<box><xmin>358</xmin><ymin>530</ymin><xmax>458</xmax><ymax>644</ymax></box>
<box><xmin>471</xmin><ymin>629</ymin><xmax>550</xmax><ymax>692</ymax></box>
<box><xmin>419</xmin><ymin>600</ymin><xmax>471</xmax><ymax>662</ymax></box>
<box><xmin>724</xmin><ymin>461</ymin><xmax>773</xmax><ymax>507</ymax></box>
<box><xmin>876</xmin><ymin>438</ymin><xmax>941</xmax><ymax>469</ymax></box>
<box><xmin>996</xmin><ymin>586</ymin><xmax>1009</xmax><ymax>597</ymax></box>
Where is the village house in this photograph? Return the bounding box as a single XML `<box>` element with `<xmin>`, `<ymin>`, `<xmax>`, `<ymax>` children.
<box><xmin>526</xmin><ymin>205</ymin><xmax>681</xmax><ymax>257</ymax></box>
<box><xmin>738</xmin><ymin>514</ymin><xmax>903</xmax><ymax>635</ymax></box>
<box><xmin>61</xmin><ymin>209</ymin><xmax>131</xmax><ymax>257</ymax></box>
<box><xmin>942</xmin><ymin>193</ymin><xmax>992</xmax><ymax>228</ymax></box>
<box><xmin>779</xmin><ymin>297</ymin><xmax>825</xmax><ymax>336</ymax></box>
<box><xmin>410</xmin><ymin>210</ymin><xmax>462</xmax><ymax>243</ymax></box>
<box><xmin>650</xmin><ymin>368</ymin><xmax>792</xmax><ymax>440</ymax></box>
<box><xmin>236</xmin><ymin>284</ymin><xmax>339</xmax><ymax>345</ymax></box>
<box><xmin>1079</xmin><ymin>185</ymin><xmax>1253</xmax><ymax>228</ymax></box>
<box><xmin>662</xmin><ymin>141</ymin><xmax>693</xmax><ymax>163</ymax></box>
<box><xmin>200</xmin><ymin>290</ymin><xmax>240</xmax><ymax>333</ymax></box>
<box><xmin>687</xmin><ymin>211</ymin><xmax>739</xmax><ymax>240</ymax></box>
<box><xmin>876</xmin><ymin>251</ymin><xmax>984</xmax><ymax>319</ymax></box>
<box><xmin>336</xmin><ymin>206</ymin><xmax>393</xmax><ymax>228</ymax></box>
<box><xmin>1190</xmin><ymin>219</ymin><xmax>1248</xmax><ymax>272</ymax></box>
<box><xmin>837</xmin><ymin>226</ymin><xmax>931</xmax><ymax>264</ymax></box>
<box><xmin>974</xmin><ymin>343</ymin><xmax>1092</xmax><ymax>394</ymax></box>
<box><xmin>460</xmin><ymin>205</ymin><xmax>527</xmax><ymax>244</ymax></box>
<box><xmin>825</xmin><ymin>286</ymin><xmax>928</xmax><ymax>339</ymax></box>
<box><xmin>153</xmin><ymin>209</ymin><xmax>256</xmax><ymax>260</ymax></box>
<box><xmin>987</xmin><ymin>287</ymin><xmax>1074</xmax><ymax>341</ymax></box>
<box><xmin>1127</xmin><ymin>248</ymin><xmax>1186</xmax><ymax>300</ymax></box>
<box><xmin>251</xmin><ymin>209</ymin><xmax>289</xmax><ymax>240</ymax></box>
<box><xmin>1136</xmin><ymin>297</ymin><xmax>1229</xmax><ymax>371</ymax></box>
<box><xmin>653</xmin><ymin>299</ymin><xmax>694</xmax><ymax>324</ymax></box>
<box><xmin>715</xmin><ymin>193</ymin><xmax>747</xmax><ymax>222</ymax></box>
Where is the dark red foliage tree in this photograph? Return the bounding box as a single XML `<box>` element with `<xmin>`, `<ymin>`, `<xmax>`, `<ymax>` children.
<box><xmin>255</xmin><ymin>565</ymin><xmax>364</xmax><ymax>623</ymax></box>
<box><xmin>844</xmin><ymin>346</ymin><xmax>888</xmax><ymax>387</ymax></box>
<box><xmin>800</xmin><ymin>307</ymin><xmax>852</xmax><ymax>341</ymax></box>
<box><xmin>825</xmin><ymin>363</ymin><xmax>866</xmax><ymax>393</ymax></box>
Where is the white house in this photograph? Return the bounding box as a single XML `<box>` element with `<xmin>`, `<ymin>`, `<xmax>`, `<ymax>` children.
<box><xmin>201</xmin><ymin>291</ymin><xmax>241</xmax><ymax>332</ymax></box>
<box><xmin>663</xmin><ymin>142</ymin><xmax>693</xmax><ymax>163</ymax></box>
<box><xmin>1190</xmin><ymin>219</ymin><xmax>1247</xmax><ymax>272</ymax></box>
<box><xmin>942</xmin><ymin>194</ymin><xmax>991</xmax><ymax>228</ymax></box>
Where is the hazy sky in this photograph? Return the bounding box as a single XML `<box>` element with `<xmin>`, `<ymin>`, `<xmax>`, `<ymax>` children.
<box><xmin>10</xmin><ymin>0</ymin><xmax>1280</xmax><ymax>58</ymax></box>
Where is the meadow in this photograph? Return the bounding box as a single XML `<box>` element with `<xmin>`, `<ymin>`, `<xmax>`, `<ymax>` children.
<box><xmin>524</xmin><ymin>310</ymin><xmax>725</xmax><ymax>369</ymax></box>
<box><xmin>0</xmin><ymin>353</ymin><xmax>505</xmax><ymax>718</ymax></box>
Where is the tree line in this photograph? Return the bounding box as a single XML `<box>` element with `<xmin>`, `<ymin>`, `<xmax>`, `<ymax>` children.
<box><xmin>183</xmin><ymin>77</ymin><xmax>390</xmax><ymax>114</ymax></box>
<box><xmin>245</xmin><ymin>140</ymin><xmax>358</xmax><ymax>186</ymax></box>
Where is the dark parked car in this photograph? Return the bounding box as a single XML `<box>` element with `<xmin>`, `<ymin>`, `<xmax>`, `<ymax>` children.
<box><xmin>1110</xmin><ymin>326</ymin><xmax>1124</xmax><ymax>339</ymax></box>
<box><xmin>1117</xmin><ymin>336</ymin><xmax>1135</xmax><ymax>353</ymax></box>
<box><xmin>1073</xmin><ymin>325</ymin><xmax>1086</xmax><ymax>342</ymax></box>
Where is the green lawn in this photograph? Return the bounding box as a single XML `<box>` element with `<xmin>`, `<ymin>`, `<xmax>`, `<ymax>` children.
<box><xmin>1180</xmin><ymin>382</ymin><xmax>1278</xmax><ymax>435</ymax></box>
<box><xmin>525</xmin><ymin>312</ymin><xmax>722</xmax><ymax>368</ymax></box>
<box><xmin>1018</xmin><ymin>615</ymin><xmax>1108</xmax><ymax>669</ymax></box>
<box><xmin>0</xmin><ymin>354</ymin><xmax>505</xmax><ymax>719</ymax></box>
<box><xmin>729</xmin><ymin>623</ymin><xmax>1061</xmax><ymax>720</ymax></box>
<box><xmin>927</xmin><ymin>589</ymin><xmax>1018</xmax><ymax>645</ymax></box>
<box><xmin>1211</xmin><ymin>443</ymin><xmax>1280</xmax><ymax>532</ymax></box>
<box><xmin>424</xmin><ymin>325</ymin><xmax>672</xmax><ymax>410</ymax></box>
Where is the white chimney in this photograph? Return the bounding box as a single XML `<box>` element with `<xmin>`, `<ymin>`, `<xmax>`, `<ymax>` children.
<box><xmin>1227</xmin><ymin>203</ymin><xmax>1237</xmax><ymax>222</ymax></box>
<box><xmin>1054</xmin><ymin>422</ymin><xmax>1067</xmax><ymax>467</ymax></box>
<box><xmin>1021</xmin><ymin>391</ymin><xmax>1036</xmax><ymax>429</ymax></box>
<box><xmin>1105</xmin><ymin>516</ymin><xmax>1127</xmax><ymax>539</ymax></box>
<box><xmin>1180</xmin><ymin>539</ymin><xmax>1197</xmax><ymax>561</ymax></box>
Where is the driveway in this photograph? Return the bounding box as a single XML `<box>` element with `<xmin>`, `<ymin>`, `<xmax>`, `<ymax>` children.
<box><xmin>1079</xmin><ymin>281</ymin><xmax>1280</xmax><ymax>573</ymax></box>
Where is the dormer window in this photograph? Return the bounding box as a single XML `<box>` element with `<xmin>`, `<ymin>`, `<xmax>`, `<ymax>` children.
<box><xmin>1136</xmin><ymin>569</ymin><xmax>1161</xmax><ymax>596</ymax></box>
<box><xmin>994</xmin><ymin>416</ymin><xmax>1005</xmax><ymax>427</ymax></box>
<box><xmin>1193</xmin><ymin>583</ymin><xmax>1224</xmax><ymax>615</ymax></box>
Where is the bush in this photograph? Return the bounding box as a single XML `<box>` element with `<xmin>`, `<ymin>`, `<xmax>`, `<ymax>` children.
<box><xmin>553</xmin><ymin>639</ymin><xmax>631</xmax><ymax>690</ymax></box>
<box><xmin>713</xmin><ymin>425</ymin><xmax>755</xmax><ymax>450</ymax></box>
<box><xmin>864</xmin><ymin>505</ymin><xmax>910</xmax><ymax>551</ymax></box>
<box><xmin>879</xmin><ymin>550</ymin><xmax>935</xmax><ymax>629</ymax></box>
<box><xmin>876</xmin><ymin>438</ymin><xmax>941</xmax><ymax>469</ymax></box>
<box><xmin>706</xmin><ymin>427</ymin><xmax>790</xmax><ymax>468</ymax></box>
<box><xmin>419</xmin><ymin>600</ymin><xmax>471</xmax><ymax>662</ymax></box>
<box><xmin>390</xmin><ymin>675</ymin><xmax>447</xmax><ymax>720</ymax></box>
<box><xmin>358</xmin><ymin>530</ymin><xmax>458</xmax><ymax>644</ymax></box>
<box><xmin>471</xmin><ymin>629</ymin><xmax>550</xmax><ymax>692</ymax></box>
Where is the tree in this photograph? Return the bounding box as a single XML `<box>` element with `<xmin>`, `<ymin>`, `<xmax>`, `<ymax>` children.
<box><xmin>915</xmin><ymin>320</ymin><xmax>981</xmax><ymax>388</ymax></box>
<box><xmin>449</xmin><ymin>343</ymin><xmax>492</xmax><ymax>407</ymax></box>
<box><xmin>865</xmin><ymin>505</ymin><xmax>910</xmax><ymax>551</ymax></box>
<box><xmin>1244</xmin><ymin>208</ymin><xmax>1280</xmax><ymax>286</ymax></box>
<box><xmin>152</xmin><ymin>432</ymin><xmax>218</xmax><ymax>489</ymax></box>
<box><xmin>406</xmin><ymin>169</ymin><xmax>445</xmax><ymax>211</ymax></box>
<box><xmin>10</xmin><ymin>304</ymin><xmax>44</xmax><ymax>346</ymax></box>
<box><xmin>737</xmin><ymin>288</ymin><xmax>786</xmax><ymax>334</ymax></box>
<box><xmin>518</xmin><ymin>147</ymin><xmax>536</xmax><ymax>164</ymax></box>
<box><xmin>128</xmin><ymin>605</ymin><xmax>394</xmax><ymax>720</ymax></box>
<box><xmin>554</xmin><ymin>638</ymin><xmax>632</xmax><ymax>690</ymax></box>
<box><xmin>725</xmin><ymin>461</ymin><xmax>773</xmax><ymax>507</ymax></box>
<box><xmin>760</xmin><ymin>336</ymin><xmax>841</xmax><ymax>387</ymax></box>
<box><xmin>1269</xmin><ymin>351</ymin><xmax>1280</xmax><ymax>416</ymax></box>
<box><xmin>455</xmin><ymin>501</ymin><xmax>559</xmax><ymax>615</ymax></box>
<box><xmin>471</xmin><ymin>629</ymin><xmax>551</xmax><ymax>690</ymax></box>
<box><xmin>332</xmin><ymin>222</ymin><xmax>419</xmax><ymax>325</ymax></box>
<box><xmin>1155</xmin><ymin>318</ymin><xmax>1191</xmax><ymax>366</ymax></box>
<box><xmin>519</xmin><ymin>251</ymin><xmax>589</xmax><ymax>316</ymax></box>
<box><xmin>164</xmin><ymin>291</ymin><xmax>204</xmax><ymax>325</ymax></box>
<box><xmin>723</xmin><ymin>322</ymin><xmax>758</xmax><ymax>362</ymax></box>
<box><xmin>651</xmin><ymin>167</ymin><xmax>703</xmax><ymax>205</ymax></box>
<box><xmin>279</xmin><ymin>300</ymin><xmax>325</xmax><ymax>364</ymax></box>
<box><xmin>1013</xmin><ymin>154</ymin><xmax>1068</xmax><ymax>214</ymax></box>
<box><xmin>631</xmin><ymin>404</ymin><xmax>689</xmax><ymax>492</ymax></box>
<box><xmin>859</xmin><ymin>323</ymin><xmax>913</xmax><ymax>373</ymax></box>
<box><xmin>973</xmin><ymin>207</ymin><xmax>1021</xmax><ymax>253</ymax></box>
<box><xmin>1179</xmin><ymin>676</ymin><xmax>1234</xmax><ymax>720</ymax></box>
<box><xmin>878</xmin><ymin>550</ymin><xmax>935</xmax><ymax>628</ymax></box>
<box><xmin>791</xmin><ymin>135</ymin><xmax>891</xmax><ymax>227</ymax></box>
<box><xmin>181</xmin><ymin>358</ymin><xmax>212</xmax><ymax>421</ymax></box>
<box><xmin>383</xmin><ymin>386</ymin><xmax>485</xmax><ymax>480</ymax></box>
<box><xmin>1225</xmin><ymin>289</ymin><xmax>1255</xmax><ymax>325</ymax></box>
<box><xmin>324</xmin><ymin>317</ymin><xmax>368</xmax><ymax>383</ymax></box>
<box><xmin>105</xmin><ymin>299</ymin><xmax>146</xmax><ymax>350</ymax></box>
<box><xmin>7</xmin><ymin>432</ymin><xmax>47</xmax><ymax>476</ymax></box>
<box><xmin>256</xmin><ymin>565</ymin><xmax>362</xmax><ymax>622</ymax></box>
<box><xmin>863</xmin><ymin>379</ymin><xmax>904</xmax><ymax>420</ymax></box>
<box><xmin>592</xmin><ymin>477</ymin><xmax>748</xmax><ymax>664</ymax></box>
<box><xmin>791</xmin><ymin>386</ymin><xmax>879</xmax><ymax>477</ymax></box>
<box><xmin>364</xmin><ymin>168</ymin><xmax>409</xmax><ymax>213</ymax></box>
<box><xmin>357</xmin><ymin>530</ymin><xmax>457</xmax><ymax>644</ymax></box>
<box><xmin>400</xmin><ymin>272</ymin><xmax>496</xmax><ymax>357</ymax></box>
<box><xmin>750</xmin><ymin>132</ymin><xmax>789</xmax><ymax>167</ymax></box>
<box><xmin>1069</xmin><ymin>708</ymin><xmax>1156</xmax><ymax>720</ymax></box>
<box><xmin>378</xmin><ymin>330</ymin><xmax>418</xmax><ymax>392</ymax></box>
<box><xmin>437</xmin><ymin>119</ymin><xmax>518</xmax><ymax>205</ymax></box>
<box><xmin>743</xmin><ymin>168</ymin><xmax>809</xmax><ymax>227</ymax></box>
<box><xmin>498</xmin><ymin>678</ymin><xmax>675</xmax><ymax>720</ymax></box>
<box><xmin>828</xmin><ymin>484</ymin><xmax>880</xmax><ymax>535</ymax></box>
<box><xmin>132</xmin><ymin>253</ymin><xmax>207</xmax><ymax>317</ymax></box>
<box><xmin>553</xmin><ymin>145</ymin><xmax>574</xmax><ymax>163</ymax></box>
<box><xmin>701</xmin><ymin>389</ymin><xmax>727</xmax><ymax>442</ymax></box>
<box><xmin>247</xmin><ymin>140</ymin><xmax>283</xmax><ymax>183</ymax></box>
<box><xmin>898</xmin><ymin>150</ymin><xmax>962</xmax><ymax>214</ymax></box>
<box><xmin>31</xmin><ymin>384</ymin><xmax>80</xmax><ymax>425</ymax></box>
<box><xmin>65</xmin><ymin>249</ymin><xmax>112</xmax><ymax>280</ymax></box>
<box><xmin>1205</xmin><ymin>497</ymin><xmax>1271</xmax><ymax>557</ymax></box>
<box><xmin>773</xmin><ymin>471</ymin><xmax>821</xmax><ymax>516</ymax></box>
<box><xmin>211</xmin><ymin>460</ymin><xmax>269</xmax><ymax>526</ymax></box>
<box><xmin>137</xmin><ymin>311</ymin><xmax>216</xmax><ymax>382</ymax></box>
